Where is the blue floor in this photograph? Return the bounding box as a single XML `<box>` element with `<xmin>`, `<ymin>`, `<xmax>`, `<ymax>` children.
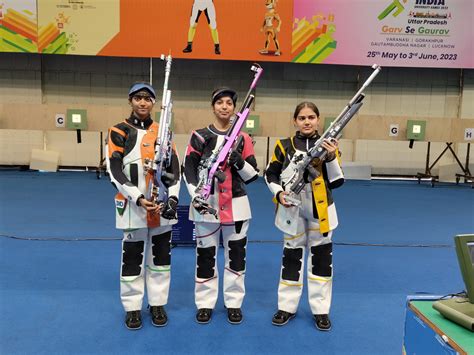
<box><xmin>0</xmin><ymin>171</ymin><xmax>473</xmax><ymax>354</ymax></box>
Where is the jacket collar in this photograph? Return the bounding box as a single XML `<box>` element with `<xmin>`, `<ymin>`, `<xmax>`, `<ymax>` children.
<box><xmin>126</xmin><ymin>114</ymin><xmax>153</xmax><ymax>129</ymax></box>
<box><xmin>208</xmin><ymin>124</ymin><xmax>229</xmax><ymax>135</ymax></box>
<box><xmin>295</xmin><ymin>131</ymin><xmax>319</xmax><ymax>140</ymax></box>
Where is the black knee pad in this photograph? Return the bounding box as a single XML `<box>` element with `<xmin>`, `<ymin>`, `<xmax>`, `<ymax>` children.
<box><xmin>234</xmin><ymin>220</ymin><xmax>244</xmax><ymax>234</ymax></box>
<box><xmin>122</xmin><ymin>241</ymin><xmax>145</xmax><ymax>277</ymax></box>
<box><xmin>196</xmin><ymin>246</ymin><xmax>216</xmax><ymax>279</ymax></box>
<box><xmin>228</xmin><ymin>237</ymin><xmax>247</xmax><ymax>272</ymax></box>
<box><xmin>281</xmin><ymin>247</ymin><xmax>303</xmax><ymax>281</ymax></box>
<box><xmin>151</xmin><ymin>231</ymin><xmax>171</xmax><ymax>266</ymax></box>
<box><xmin>310</xmin><ymin>243</ymin><xmax>333</xmax><ymax>277</ymax></box>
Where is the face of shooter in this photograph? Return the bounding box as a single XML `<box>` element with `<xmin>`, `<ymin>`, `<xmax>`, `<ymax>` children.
<box><xmin>129</xmin><ymin>94</ymin><xmax>155</xmax><ymax>120</ymax></box>
<box><xmin>212</xmin><ymin>95</ymin><xmax>235</xmax><ymax>124</ymax></box>
<box><xmin>294</xmin><ymin>106</ymin><xmax>320</xmax><ymax>137</ymax></box>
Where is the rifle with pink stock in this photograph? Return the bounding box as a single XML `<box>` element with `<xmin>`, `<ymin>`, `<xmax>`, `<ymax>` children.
<box><xmin>193</xmin><ymin>63</ymin><xmax>264</xmax><ymax>217</ymax></box>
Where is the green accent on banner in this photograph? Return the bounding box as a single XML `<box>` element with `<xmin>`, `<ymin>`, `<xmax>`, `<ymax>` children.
<box><xmin>378</xmin><ymin>1</ymin><xmax>405</xmax><ymax>20</ymax></box>
<box><xmin>293</xmin><ymin>35</ymin><xmax>336</xmax><ymax>64</ymax></box>
<box><xmin>0</xmin><ymin>26</ymin><xmax>37</xmax><ymax>52</ymax></box>
<box><xmin>378</xmin><ymin>3</ymin><xmax>397</xmax><ymax>20</ymax></box>
<box><xmin>292</xmin><ymin>50</ymin><xmax>304</xmax><ymax>63</ymax></box>
<box><xmin>53</xmin><ymin>44</ymin><xmax>69</xmax><ymax>55</ymax></box>
<box><xmin>43</xmin><ymin>32</ymin><xmax>68</xmax><ymax>54</ymax></box>
<box><xmin>0</xmin><ymin>39</ymin><xmax>28</xmax><ymax>52</ymax></box>
<box><xmin>313</xmin><ymin>41</ymin><xmax>337</xmax><ymax>64</ymax></box>
<box><xmin>310</xmin><ymin>35</ymin><xmax>332</xmax><ymax>57</ymax></box>
<box><xmin>0</xmin><ymin>25</ymin><xmax>17</xmax><ymax>35</ymax></box>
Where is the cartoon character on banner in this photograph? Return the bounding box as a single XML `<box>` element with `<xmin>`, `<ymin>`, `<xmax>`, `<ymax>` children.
<box><xmin>259</xmin><ymin>0</ymin><xmax>282</xmax><ymax>56</ymax></box>
<box><xmin>183</xmin><ymin>0</ymin><xmax>221</xmax><ymax>55</ymax></box>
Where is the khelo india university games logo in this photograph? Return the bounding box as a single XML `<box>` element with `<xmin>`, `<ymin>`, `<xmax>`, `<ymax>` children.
<box><xmin>378</xmin><ymin>0</ymin><xmax>408</xmax><ymax>20</ymax></box>
<box><xmin>378</xmin><ymin>0</ymin><xmax>448</xmax><ymax>20</ymax></box>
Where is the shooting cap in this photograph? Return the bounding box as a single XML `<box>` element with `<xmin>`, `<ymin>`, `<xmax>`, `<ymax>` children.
<box><xmin>128</xmin><ymin>82</ymin><xmax>156</xmax><ymax>99</ymax></box>
<box><xmin>211</xmin><ymin>87</ymin><xmax>237</xmax><ymax>106</ymax></box>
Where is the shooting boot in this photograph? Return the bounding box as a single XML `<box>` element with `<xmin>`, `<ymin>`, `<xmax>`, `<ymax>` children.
<box><xmin>314</xmin><ymin>314</ymin><xmax>332</xmax><ymax>331</ymax></box>
<box><xmin>227</xmin><ymin>308</ymin><xmax>242</xmax><ymax>324</ymax></box>
<box><xmin>125</xmin><ymin>310</ymin><xmax>142</xmax><ymax>330</ymax></box>
<box><xmin>272</xmin><ymin>310</ymin><xmax>295</xmax><ymax>326</ymax></box>
<box><xmin>196</xmin><ymin>308</ymin><xmax>212</xmax><ymax>324</ymax></box>
<box><xmin>150</xmin><ymin>305</ymin><xmax>168</xmax><ymax>327</ymax></box>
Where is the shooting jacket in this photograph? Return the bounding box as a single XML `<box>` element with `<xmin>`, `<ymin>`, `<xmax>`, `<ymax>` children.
<box><xmin>183</xmin><ymin>124</ymin><xmax>259</xmax><ymax>223</ymax></box>
<box><xmin>106</xmin><ymin>115</ymin><xmax>180</xmax><ymax>229</ymax></box>
<box><xmin>264</xmin><ymin>132</ymin><xmax>344</xmax><ymax>235</ymax></box>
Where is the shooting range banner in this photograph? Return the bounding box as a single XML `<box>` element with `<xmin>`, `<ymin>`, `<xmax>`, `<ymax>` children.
<box><xmin>1</xmin><ymin>0</ymin><xmax>472</xmax><ymax>69</ymax></box>
<box><xmin>292</xmin><ymin>0</ymin><xmax>473</xmax><ymax>68</ymax></box>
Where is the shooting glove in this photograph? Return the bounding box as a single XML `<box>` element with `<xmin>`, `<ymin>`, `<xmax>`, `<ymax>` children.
<box><xmin>325</xmin><ymin>151</ymin><xmax>336</xmax><ymax>162</ymax></box>
<box><xmin>161</xmin><ymin>196</ymin><xmax>178</xmax><ymax>220</ymax></box>
<box><xmin>229</xmin><ymin>151</ymin><xmax>245</xmax><ymax>170</ymax></box>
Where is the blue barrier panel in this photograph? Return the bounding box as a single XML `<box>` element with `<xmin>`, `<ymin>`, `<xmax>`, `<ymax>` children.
<box><xmin>172</xmin><ymin>205</ymin><xmax>195</xmax><ymax>245</ymax></box>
